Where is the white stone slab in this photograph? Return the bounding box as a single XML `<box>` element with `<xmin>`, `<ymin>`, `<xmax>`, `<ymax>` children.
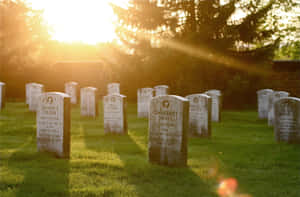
<box><xmin>138</xmin><ymin>88</ymin><xmax>154</xmax><ymax>118</ymax></box>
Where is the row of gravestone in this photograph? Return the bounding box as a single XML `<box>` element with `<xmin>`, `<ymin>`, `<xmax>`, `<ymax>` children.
<box><xmin>257</xmin><ymin>89</ymin><xmax>300</xmax><ymax>143</ymax></box>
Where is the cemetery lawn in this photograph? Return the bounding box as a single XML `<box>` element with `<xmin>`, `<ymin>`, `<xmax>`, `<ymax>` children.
<box><xmin>0</xmin><ymin>102</ymin><xmax>299</xmax><ymax>197</ymax></box>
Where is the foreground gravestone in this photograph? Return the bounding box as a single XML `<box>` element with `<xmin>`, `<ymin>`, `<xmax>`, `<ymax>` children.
<box><xmin>186</xmin><ymin>94</ymin><xmax>211</xmax><ymax>137</ymax></box>
<box><xmin>274</xmin><ymin>97</ymin><xmax>300</xmax><ymax>143</ymax></box>
<box><xmin>103</xmin><ymin>94</ymin><xmax>127</xmax><ymax>134</ymax></box>
<box><xmin>205</xmin><ymin>90</ymin><xmax>222</xmax><ymax>122</ymax></box>
<box><xmin>257</xmin><ymin>89</ymin><xmax>273</xmax><ymax>119</ymax></box>
<box><xmin>268</xmin><ymin>91</ymin><xmax>289</xmax><ymax>126</ymax></box>
<box><xmin>154</xmin><ymin>85</ymin><xmax>169</xmax><ymax>96</ymax></box>
<box><xmin>29</xmin><ymin>83</ymin><xmax>44</xmax><ymax>111</ymax></box>
<box><xmin>0</xmin><ymin>82</ymin><xmax>6</xmax><ymax>110</ymax></box>
<box><xmin>37</xmin><ymin>92</ymin><xmax>71</xmax><ymax>158</ymax></box>
<box><xmin>137</xmin><ymin>88</ymin><xmax>154</xmax><ymax>118</ymax></box>
<box><xmin>65</xmin><ymin>81</ymin><xmax>78</xmax><ymax>104</ymax></box>
<box><xmin>148</xmin><ymin>95</ymin><xmax>189</xmax><ymax>167</ymax></box>
<box><xmin>80</xmin><ymin>87</ymin><xmax>98</xmax><ymax>117</ymax></box>
<box><xmin>107</xmin><ymin>83</ymin><xmax>120</xmax><ymax>95</ymax></box>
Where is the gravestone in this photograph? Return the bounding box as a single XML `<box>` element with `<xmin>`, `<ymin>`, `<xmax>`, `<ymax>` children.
<box><xmin>107</xmin><ymin>83</ymin><xmax>120</xmax><ymax>95</ymax></box>
<box><xmin>186</xmin><ymin>94</ymin><xmax>212</xmax><ymax>137</ymax></box>
<box><xmin>274</xmin><ymin>97</ymin><xmax>300</xmax><ymax>143</ymax></box>
<box><xmin>257</xmin><ymin>89</ymin><xmax>273</xmax><ymax>119</ymax></box>
<box><xmin>65</xmin><ymin>81</ymin><xmax>78</xmax><ymax>104</ymax></box>
<box><xmin>137</xmin><ymin>88</ymin><xmax>154</xmax><ymax>118</ymax></box>
<box><xmin>25</xmin><ymin>83</ymin><xmax>32</xmax><ymax>105</ymax></box>
<box><xmin>204</xmin><ymin>90</ymin><xmax>222</xmax><ymax>122</ymax></box>
<box><xmin>0</xmin><ymin>82</ymin><xmax>6</xmax><ymax>110</ymax></box>
<box><xmin>37</xmin><ymin>92</ymin><xmax>71</xmax><ymax>158</ymax></box>
<box><xmin>80</xmin><ymin>87</ymin><xmax>98</xmax><ymax>117</ymax></box>
<box><xmin>29</xmin><ymin>83</ymin><xmax>44</xmax><ymax>111</ymax></box>
<box><xmin>154</xmin><ymin>85</ymin><xmax>169</xmax><ymax>96</ymax></box>
<box><xmin>268</xmin><ymin>91</ymin><xmax>289</xmax><ymax>126</ymax></box>
<box><xmin>103</xmin><ymin>94</ymin><xmax>127</xmax><ymax>134</ymax></box>
<box><xmin>148</xmin><ymin>95</ymin><xmax>189</xmax><ymax>167</ymax></box>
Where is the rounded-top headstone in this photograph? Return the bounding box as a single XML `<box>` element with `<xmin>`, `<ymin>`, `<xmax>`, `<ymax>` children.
<box><xmin>257</xmin><ymin>89</ymin><xmax>273</xmax><ymax>119</ymax></box>
<box><xmin>154</xmin><ymin>85</ymin><xmax>169</xmax><ymax>97</ymax></box>
<box><xmin>268</xmin><ymin>91</ymin><xmax>289</xmax><ymax>126</ymax></box>
<box><xmin>204</xmin><ymin>90</ymin><xmax>222</xmax><ymax>122</ymax></box>
<box><xmin>274</xmin><ymin>97</ymin><xmax>300</xmax><ymax>143</ymax></box>
<box><xmin>80</xmin><ymin>87</ymin><xmax>98</xmax><ymax>117</ymax></box>
<box><xmin>37</xmin><ymin>92</ymin><xmax>71</xmax><ymax>158</ymax></box>
<box><xmin>0</xmin><ymin>82</ymin><xmax>6</xmax><ymax>110</ymax></box>
<box><xmin>137</xmin><ymin>87</ymin><xmax>154</xmax><ymax>118</ymax></box>
<box><xmin>148</xmin><ymin>95</ymin><xmax>189</xmax><ymax>167</ymax></box>
<box><xmin>107</xmin><ymin>83</ymin><xmax>120</xmax><ymax>95</ymax></box>
<box><xmin>65</xmin><ymin>81</ymin><xmax>79</xmax><ymax>104</ymax></box>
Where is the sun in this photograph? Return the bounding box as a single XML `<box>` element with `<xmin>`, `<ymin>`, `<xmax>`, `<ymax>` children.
<box><xmin>27</xmin><ymin>0</ymin><xmax>128</xmax><ymax>44</ymax></box>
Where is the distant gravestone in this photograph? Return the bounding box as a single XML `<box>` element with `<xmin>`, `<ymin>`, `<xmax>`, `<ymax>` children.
<box><xmin>80</xmin><ymin>87</ymin><xmax>98</xmax><ymax>117</ymax></box>
<box><xmin>154</xmin><ymin>85</ymin><xmax>169</xmax><ymax>96</ymax></box>
<box><xmin>186</xmin><ymin>94</ymin><xmax>211</xmax><ymax>137</ymax></box>
<box><xmin>37</xmin><ymin>92</ymin><xmax>71</xmax><ymax>158</ymax></box>
<box><xmin>29</xmin><ymin>83</ymin><xmax>44</xmax><ymax>111</ymax></box>
<box><xmin>268</xmin><ymin>91</ymin><xmax>289</xmax><ymax>126</ymax></box>
<box><xmin>205</xmin><ymin>90</ymin><xmax>222</xmax><ymax>122</ymax></box>
<box><xmin>0</xmin><ymin>82</ymin><xmax>6</xmax><ymax>110</ymax></box>
<box><xmin>148</xmin><ymin>95</ymin><xmax>189</xmax><ymax>167</ymax></box>
<box><xmin>107</xmin><ymin>83</ymin><xmax>120</xmax><ymax>95</ymax></box>
<box><xmin>137</xmin><ymin>88</ymin><xmax>154</xmax><ymax>118</ymax></box>
<box><xmin>257</xmin><ymin>89</ymin><xmax>273</xmax><ymax>119</ymax></box>
<box><xmin>25</xmin><ymin>83</ymin><xmax>32</xmax><ymax>105</ymax></box>
<box><xmin>103</xmin><ymin>94</ymin><xmax>127</xmax><ymax>134</ymax></box>
<box><xmin>65</xmin><ymin>81</ymin><xmax>78</xmax><ymax>104</ymax></box>
<box><xmin>274</xmin><ymin>97</ymin><xmax>300</xmax><ymax>143</ymax></box>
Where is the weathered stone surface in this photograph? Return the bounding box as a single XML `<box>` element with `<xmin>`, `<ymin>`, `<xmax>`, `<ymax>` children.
<box><xmin>274</xmin><ymin>97</ymin><xmax>300</xmax><ymax>143</ymax></box>
<box><xmin>0</xmin><ymin>82</ymin><xmax>6</xmax><ymax>110</ymax></box>
<box><xmin>65</xmin><ymin>81</ymin><xmax>78</xmax><ymax>104</ymax></box>
<box><xmin>81</xmin><ymin>87</ymin><xmax>98</xmax><ymax>117</ymax></box>
<box><xmin>137</xmin><ymin>88</ymin><xmax>154</xmax><ymax>118</ymax></box>
<box><xmin>148</xmin><ymin>95</ymin><xmax>189</xmax><ymax>167</ymax></box>
<box><xmin>257</xmin><ymin>89</ymin><xmax>273</xmax><ymax>119</ymax></box>
<box><xmin>186</xmin><ymin>94</ymin><xmax>211</xmax><ymax>137</ymax></box>
<box><xmin>29</xmin><ymin>83</ymin><xmax>44</xmax><ymax>111</ymax></box>
<box><xmin>154</xmin><ymin>85</ymin><xmax>169</xmax><ymax>96</ymax></box>
<box><xmin>103</xmin><ymin>94</ymin><xmax>127</xmax><ymax>134</ymax></box>
<box><xmin>204</xmin><ymin>90</ymin><xmax>222</xmax><ymax>122</ymax></box>
<box><xmin>268</xmin><ymin>91</ymin><xmax>289</xmax><ymax>126</ymax></box>
<box><xmin>107</xmin><ymin>83</ymin><xmax>120</xmax><ymax>95</ymax></box>
<box><xmin>37</xmin><ymin>92</ymin><xmax>71</xmax><ymax>158</ymax></box>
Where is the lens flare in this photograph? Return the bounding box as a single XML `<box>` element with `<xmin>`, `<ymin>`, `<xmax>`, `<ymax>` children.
<box><xmin>218</xmin><ymin>178</ymin><xmax>238</xmax><ymax>197</ymax></box>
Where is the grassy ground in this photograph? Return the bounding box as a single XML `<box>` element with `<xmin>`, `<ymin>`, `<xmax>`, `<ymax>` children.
<box><xmin>0</xmin><ymin>102</ymin><xmax>299</xmax><ymax>197</ymax></box>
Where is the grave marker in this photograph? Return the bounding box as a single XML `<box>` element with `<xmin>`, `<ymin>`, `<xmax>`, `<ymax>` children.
<box><xmin>65</xmin><ymin>81</ymin><xmax>78</xmax><ymax>104</ymax></box>
<box><xmin>138</xmin><ymin>88</ymin><xmax>154</xmax><ymax>118</ymax></box>
<box><xmin>205</xmin><ymin>90</ymin><xmax>222</xmax><ymax>122</ymax></box>
<box><xmin>0</xmin><ymin>82</ymin><xmax>6</xmax><ymax>110</ymax></box>
<box><xmin>148</xmin><ymin>95</ymin><xmax>189</xmax><ymax>167</ymax></box>
<box><xmin>154</xmin><ymin>85</ymin><xmax>169</xmax><ymax>96</ymax></box>
<box><xmin>29</xmin><ymin>83</ymin><xmax>44</xmax><ymax>111</ymax></box>
<box><xmin>257</xmin><ymin>89</ymin><xmax>273</xmax><ymax>119</ymax></box>
<box><xmin>80</xmin><ymin>87</ymin><xmax>98</xmax><ymax>117</ymax></box>
<box><xmin>268</xmin><ymin>91</ymin><xmax>289</xmax><ymax>126</ymax></box>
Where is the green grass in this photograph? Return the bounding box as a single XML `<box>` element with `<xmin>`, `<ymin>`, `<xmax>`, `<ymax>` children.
<box><xmin>0</xmin><ymin>102</ymin><xmax>299</xmax><ymax>197</ymax></box>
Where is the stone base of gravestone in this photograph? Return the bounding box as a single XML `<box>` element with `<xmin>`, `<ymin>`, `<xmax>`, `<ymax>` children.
<box><xmin>148</xmin><ymin>95</ymin><xmax>189</xmax><ymax>167</ymax></box>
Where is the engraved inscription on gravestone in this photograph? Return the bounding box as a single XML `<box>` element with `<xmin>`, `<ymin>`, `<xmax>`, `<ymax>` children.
<box><xmin>37</xmin><ymin>92</ymin><xmax>71</xmax><ymax>158</ymax></box>
<box><xmin>186</xmin><ymin>94</ymin><xmax>211</xmax><ymax>137</ymax></box>
<box><xmin>65</xmin><ymin>81</ymin><xmax>78</xmax><ymax>104</ymax></box>
<box><xmin>274</xmin><ymin>97</ymin><xmax>300</xmax><ymax>143</ymax></box>
<box><xmin>154</xmin><ymin>85</ymin><xmax>169</xmax><ymax>97</ymax></box>
<box><xmin>103</xmin><ymin>94</ymin><xmax>127</xmax><ymax>134</ymax></box>
<box><xmin>205</xmin><ymin>90</ymin><xmax>221</xmax><ymax>122</ymax></box>
<box><xmin>29</xmin><ymin>83</ymin><xmax>44</xmax><ymax>111</ymax></box>
<box><xmin>138</xmin><ymin>88</ymin><xmax>153</xmax><ymax>118</ymax></box>
<box><xmin>0</xmin><ymin>82</ymin><xmax>6</xmax><ymax>110</ymax></box>
<box><xmin>257</xmin><ymin>89</ymin><xmax>273</xmax><ymax>119</ymax></box>
<box><xmin>81</xmin><ymin>87</ymin><xmax>98</xmax><ymax>117</ymax></box>
<box><xmin>107</xmin><ymin>83</ymin><xmax>120</xmax><ymax>95</ymax></box>
<box><xmin>268</xmin><ymin>91</ymin><xmax>289</xmax><ymax>126</ymax></box>
<box><xmin>148</xmin><ymin>95</ymin><xmax>189</xmax><ymax>167</ymax></box>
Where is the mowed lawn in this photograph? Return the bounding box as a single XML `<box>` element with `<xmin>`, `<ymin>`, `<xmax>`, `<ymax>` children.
<box><xmin>0</xmin><ymin>101</ymin><xmax>299</xmax><ymax>197</ymax></box>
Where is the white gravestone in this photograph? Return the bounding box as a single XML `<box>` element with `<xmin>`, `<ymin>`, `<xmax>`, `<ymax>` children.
<box><xmin>268</xmin><ymin>91</ymin><xmax>289</xmax><ymax>126</ymax></box>
<box><xmin>25</xmin><ymin>83</ymin><xmax>32</xmax><ymax>105</ymax></box>
<box><xmin>81</xmin><ymin>87</ymin><xmax>98</xmax><ymax>117</ymax></box>
<box><xmin>29</xmin><ymin>83</ymin><xmax>44</xmax><ymax>112</ymax></box>
<box><xmin>274</xmin><ymin>97</ymin><xmax>300</xmax><ymax>143</ymax></box>
<box><xmin>205</xmin><ymin>90</ymin><xmax>222</xmax><ymax>122</ymax></box>
<box><xmin>257</xmin><ymin>89</ymin><xmax>273</xmax><ymax>119</ymax></box>
<box><xmin>186</xmin><ymin>94</ymin><xmax>212</xmax><ymax>137</ymax></box>
<box><xmin>137</xmin><ymin>88</ymin><xmax>154</xmax><ymax>118</ymax></box>
<box><xmin>154</xmin><ymin>85</ymin><xmax>169</xmax><ymax>96</ymax></box>
<box><xmin>37</xmin><ymin>92</ymin><xmax>71</xmax><ymax>158</ymax></box>
<box><xmin>103</xmin><ymin>94</ymin><xmax>127</xmax><ymax>134</ymax></box>
<box><xmin>148</xmin><ymin>95</ymin><xmax>189</xmax><ymax>167</ymax></box>
<box><xmin>65</xmin><ymin>81</ymin><xmax>78</xmax><ymax>104</ymax></box>
<box><xmin>107</xmin><ymin>83</ymin><xmax>120</xmax><ymax>95</ymax></box>
<box><xmin>0</xmin><ymin>82</ymin><xmax>6</xmax><ymax>110</ymax></box>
